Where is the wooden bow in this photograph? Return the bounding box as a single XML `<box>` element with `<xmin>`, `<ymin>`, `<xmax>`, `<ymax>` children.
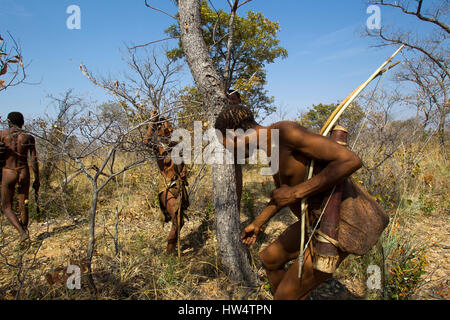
<box><xmin>298</xmin><ymin>45</ymin><xmax>405</xmax><ymax>279</ymax></box>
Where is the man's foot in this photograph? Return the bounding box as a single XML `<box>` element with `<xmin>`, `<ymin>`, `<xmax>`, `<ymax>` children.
<box><xmin>166</xmin><ymin>246</ymin><xmax>176</xmax><ymax>256</ymax></box>
<box><xmin>166</xmin><ymin>236</ymin><xmax>178</xmax><ymax>253</ymax></box>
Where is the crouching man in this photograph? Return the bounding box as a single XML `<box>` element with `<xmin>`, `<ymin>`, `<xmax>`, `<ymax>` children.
<box><xmin>214</xmin><ymin>104</ymin><xmax>364</xmax><ymax>300</ymax></box>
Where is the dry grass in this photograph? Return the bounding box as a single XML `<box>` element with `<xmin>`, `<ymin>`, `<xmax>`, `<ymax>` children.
<box><xmin>0</xmin><ymin>139</ymin><xmax>448</xmax><ymax>300</ymax></box>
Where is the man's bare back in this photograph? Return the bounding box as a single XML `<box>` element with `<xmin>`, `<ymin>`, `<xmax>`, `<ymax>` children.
<box><xmin>1</xmin><ymin>112</ymin><xmax>39</xmax><ymax>242</ymax></box>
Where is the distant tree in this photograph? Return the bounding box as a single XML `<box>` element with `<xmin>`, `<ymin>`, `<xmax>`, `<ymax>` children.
<box><xmin>298</xmin><ymin>102</ymin><xmax>365</xmax><ymax>137</ymax></box>
<box><xmin>366</xmin><ymin>0</ymin><xmax>449</xmax><ymax>157</ymax></box>
<box><xmin>80</xmin><ymin>46</ymin><xmax>184</xmax><ymax>128</ymax></box>
<box><xmin>77</xmin><ymin>46</ymin><xmax>188</xmax><ymax>292</ymax></box>
<box><xmin>34</xmin><ymin>90</ymin><xmax>158</xmax><ymax>294</ymax></box>
<box><xmin>166</xmin><ymin>0</ymin><xmax>287</xmax><ymax>120</ymax></box>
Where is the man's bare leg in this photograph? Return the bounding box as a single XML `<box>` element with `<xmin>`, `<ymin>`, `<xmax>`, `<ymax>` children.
<box><xmin>259</xmin><ymin>220</ymin><xmax>347</xmax><ymax>299</ymax></box>
<box><xmin>273</xmin><ymin>248</ymin><xmax>331</xmax><ymax>300</ymax></box>
<box><xmin>1</xmin><ymin>169</ymin><xmax>27</xmax><ymax>239</ymax></box>
<box><xmin>17</xmin><ymin>170</ymin><xmax>30</xmax><ymax>230</ymax></box>
<box><xmin>274</xmin><ymin>248</ymin><xmax>348</xmax><ymax>300</ymax></box>
<box><xmin>259</xmin><ymin>221</ymin><xmax>302</xmax><ymax>294</ymax></box>
<box><xmin>160</xmin><ymin>191</ymin><xmax>184</xmax><ymax>254</ymax></box>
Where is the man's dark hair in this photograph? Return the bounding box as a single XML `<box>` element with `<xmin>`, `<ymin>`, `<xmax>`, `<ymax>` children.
<box><xmin>7</xmin><ymin>112</ymin><xmax>24</xmax><ymax>128</ymax></box>
<box><xmin>215</xmin><ymin>105</ymin><xmax>258</xmax><ymax>135</ymax></box>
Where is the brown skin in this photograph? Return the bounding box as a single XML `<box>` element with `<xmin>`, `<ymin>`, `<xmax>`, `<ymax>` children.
<box><xmin>144</xmin><ymin>111</ymin><xmax>188</xmax><ymax>254</ymax></box>
<box><xmin>0</xmin><ymin>122</ymin><xmax>39</xmax><ymax>241</ymax></box>
<box><xmin>221</xmin><ymin>121</ymin><xmax>362</xmax><ymax>300</ymax></box>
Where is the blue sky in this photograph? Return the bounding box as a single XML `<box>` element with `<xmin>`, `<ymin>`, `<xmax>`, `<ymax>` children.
<box><xmin>0</xmin><ymin>0</ymin><xmax>432</xmax><ymax>123</ymax></box>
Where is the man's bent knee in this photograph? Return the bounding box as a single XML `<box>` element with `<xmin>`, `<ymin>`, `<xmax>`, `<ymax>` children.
<box><xmin>259</xmin><ymin>244</ymin><xmax>288</xmax><ymax>271</ymax></box>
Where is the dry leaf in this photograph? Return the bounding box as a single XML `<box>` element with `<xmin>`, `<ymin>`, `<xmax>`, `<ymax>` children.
<box><xmin>4</xmin><ymin>290</ymin><xmax>17</xmax><ymax>300</ymax></box>
<box><xmin>0</xmin><ymin>80</ymin><xmax>5</xmax><ymax>88</ymax></box>
<box><xmin>45</xmin><ymin>272</ymin><xmax>64</xmax><ymax>285</ymax></box>
<box><xmin>45</xmin><ymin>273</ymin><xmax>55</xmax><ymax>285</ymax></box>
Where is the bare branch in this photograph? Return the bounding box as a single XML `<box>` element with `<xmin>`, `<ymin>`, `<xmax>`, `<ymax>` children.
<box><xmin>145</xmin><ymin>0</ymin><xmax>178</xmax><ymax>20</ymax></box>
<box><xmin>127</xmin><ymin>36</ymin><xmax>180</xmax><ymax>50</ymax></box>
<box><xmin>369</xmin><ymin>0</ymin><xmax>450</xmax><ymax>33</ymax></box>
<box><xmin>223</xmin><ymin>0</ymin><xmax>240</xmax><ymax>89</ymax></box>
<box><xmin>372</xmin><ymin>27</ymin><xmax>449</xmax><ymax>79</ymax></box>
<box><xmin>237</xmin><ymin>0</ymin><xmax>253</xmax><ymax>9</ymax></box>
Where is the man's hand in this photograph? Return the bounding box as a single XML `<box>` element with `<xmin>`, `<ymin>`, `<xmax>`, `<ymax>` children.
<box><xmin>241</xmin><ymin>223</ymin><xmax>262</xmax><ymax>246</ymax></box>
<box><xmin>270</xmin><ymin>184</ymin><xmax>297</xmax><ymax>208</ymax></box>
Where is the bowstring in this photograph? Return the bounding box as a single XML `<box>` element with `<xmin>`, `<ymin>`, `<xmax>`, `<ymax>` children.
<box><xmin>351</xmin><ymin>73</ymin><xmax>385</xmax><ymax>150</ymax></box>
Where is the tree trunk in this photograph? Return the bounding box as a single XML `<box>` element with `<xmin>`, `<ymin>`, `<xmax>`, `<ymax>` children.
<box><xmin>437</xmin><ymin>108</ymin><xmax>447</xmax><ymax>161</ymax></box>
<box><xmin>86</xmin><ymin>184</ymin><xmax>99</xmax><ymax>293</ymax></box>
<box><xmin>178</xmin><ymin>0</ymin><xmax>257</xmax><ymax>285</ymax></box>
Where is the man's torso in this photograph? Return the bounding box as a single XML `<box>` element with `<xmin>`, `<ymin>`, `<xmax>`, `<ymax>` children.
<box><xmin>1</xmin><ymin>128</ymin><xmax>32</xmax><ymax>170</ymax></box>
<box><xmin>268</xmin><ymin>121</ymin><xmax>329</xmax><ymax>217</ymax></box>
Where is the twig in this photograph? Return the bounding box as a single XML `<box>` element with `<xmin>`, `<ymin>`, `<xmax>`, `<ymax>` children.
<box><xmin>128</xmin><ymin>37</ymin><xmax>179</xmax><ymax>51</ymax></box>
<box><xmin>370</xmin><ymin>0</ymin><xmax>449</xmax><ymax>33</ymax></box>
<box><xmin>145</xmin><ymin>0</ymin><xmax>178</xmax><ymax>20</ymax></box>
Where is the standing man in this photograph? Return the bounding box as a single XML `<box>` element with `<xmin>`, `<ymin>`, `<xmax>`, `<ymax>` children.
<box><xmin>214</xmin><ymin>105</ymin><xmax>364</xmax><ymax>299</ymax></box>
<box><xmin>0</xmin><ymin>112</ymin><xmax>39</xmax><ymax>242</ymax></box>
<box><xmin>144</xmin><ymin>111</ymin><xmax>190</xmax><ymax>255</ymax></box>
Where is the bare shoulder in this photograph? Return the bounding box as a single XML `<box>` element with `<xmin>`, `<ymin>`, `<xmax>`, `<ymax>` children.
<box><xmin>0</xmin><ymin>129</ymin><xmax>9</xmax><ymax>142</ymax></box>
<box><xmin>269</xmin><ymin>120</ymin><xmax>309</xmax><ymax>133</ymax></box>
<box><xmin>269</xmin><ymin>120</ymin><xmax>316</xmax><ymax>146</ymax></box>
<box><xmin>18</xmin><ymin>131</ymin><xmax>35</xmax><ymax>144</ymax></box>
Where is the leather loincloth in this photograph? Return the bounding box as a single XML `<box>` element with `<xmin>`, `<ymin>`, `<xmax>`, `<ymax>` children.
<box><xmin>157</xmin><ymin>176</ymin><xmax>190</xmax><ymax>224</ymax></box>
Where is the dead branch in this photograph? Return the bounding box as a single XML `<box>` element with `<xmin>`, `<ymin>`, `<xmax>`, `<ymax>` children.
<box><xmin>369</xmin><ymin>0</ymin><xmax>449</xmax><ymax>33</ymax></box>
<box><xmin>144</xmin><ymin>0</ymin><xmax>178</xmax><ymax>20</ymax></box>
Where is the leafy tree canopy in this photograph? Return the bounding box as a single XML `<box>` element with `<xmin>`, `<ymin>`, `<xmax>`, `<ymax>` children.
<box><xmin>166</xmin><ymin>0</ymin><xmax>288</xmax><ymax>120</ymax></box>
<box><xmin>298</xmin><ymin>102</ymin><xmax>365</xmax><ymax>137</ymax></box>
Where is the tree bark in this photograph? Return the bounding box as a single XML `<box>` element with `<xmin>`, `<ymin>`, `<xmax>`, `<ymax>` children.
<box><xmin>178</xmin><ymin>0</ymin><xmax>257</xmax><ymax>285</ymax></box>
<box><xmin>86</xmin><ymin>183</ymin><xmax>99</xmax><ymax>294</ymax></box>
